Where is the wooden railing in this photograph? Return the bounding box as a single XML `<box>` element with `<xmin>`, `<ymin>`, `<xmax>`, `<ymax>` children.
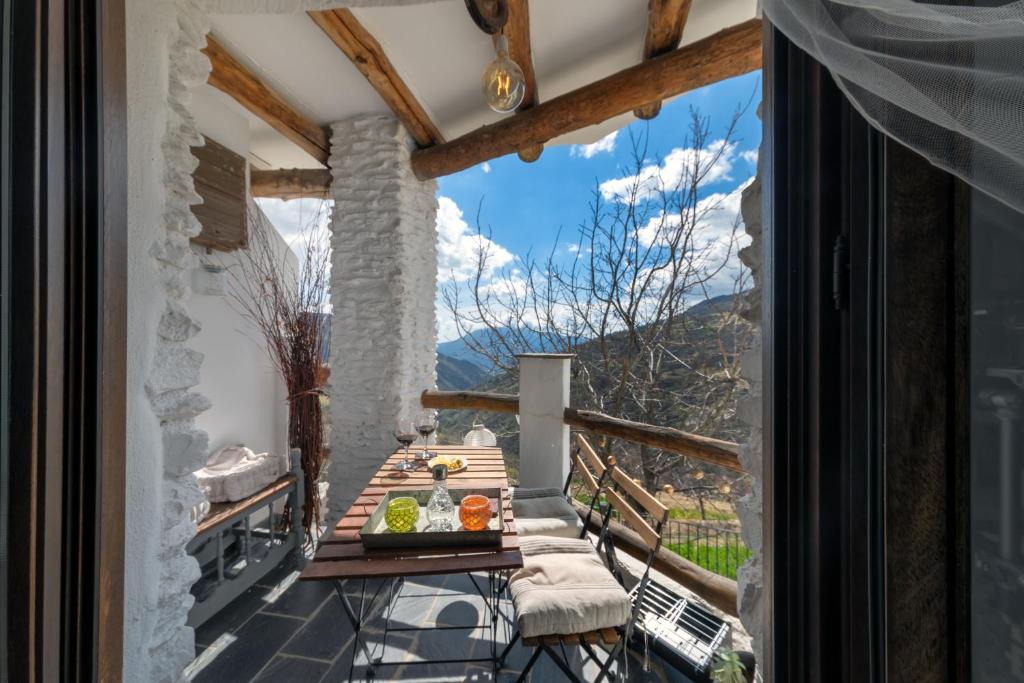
<box><xmin>420</xmin><ymin>389</ymin><xmax>519</xmax><ymax>414</ymax></box>
<box><xmin>420</xmin><ymin>389</ymin><xmax>742</xmax><ymax>472</ymax></box>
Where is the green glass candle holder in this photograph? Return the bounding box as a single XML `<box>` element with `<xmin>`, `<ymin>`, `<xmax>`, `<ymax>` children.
<box><xmin>384</xmin><ymin>497</ymin><xmax>419</xmax><ymax>533</ymax></box>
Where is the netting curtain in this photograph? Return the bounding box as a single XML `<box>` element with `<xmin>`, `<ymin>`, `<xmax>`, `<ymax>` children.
<box><xmin>760</xmin><ymin>0</ymin><xmax>1024</xmax><ymax>212</ymax></box>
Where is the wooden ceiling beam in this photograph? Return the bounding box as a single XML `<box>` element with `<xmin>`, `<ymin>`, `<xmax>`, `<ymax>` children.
<box><xmin>411</xmin><ymin>19</ymin><xmax>762</xmax><ymax>181</ymax></box>
<box><xmin>496</xmin><ymin>0</ymin><xmax>542</xmax><ymax>162</ymax></box>
<box><xmin>250</xmin><ymin>168</ymin><xmax>331</xmax><ymax>199</ymax></box>
<box><xmin>635</xmin><ymin>0</ymin><xmax>694</xmax><ymax>120</ymax></box>
<box><xmin>203</xmin><ymin>35</ymin><xmax>330</xmax><ymax>167</ymax></box>
<box><xmin>309</xmin><ymin>9</ymin><xmax>444</xmax><ymax>148</ymax></box>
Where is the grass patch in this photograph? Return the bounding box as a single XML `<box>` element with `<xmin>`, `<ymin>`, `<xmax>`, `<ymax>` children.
<box><xmin>667</xmin><ymin>507</ymin><xmax>736</xmax><ymax>522</ymax></box>
<box><xmin>664</xmin><ymin>541</ymin><xmax>752</xmax><ymax>580</ymax></box>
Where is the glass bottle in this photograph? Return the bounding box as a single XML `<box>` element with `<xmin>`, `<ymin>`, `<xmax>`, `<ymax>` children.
<box><xmin>426</xmin><ymin>464</ymin><xmax>455</xmax><ymax>532</ymax></box>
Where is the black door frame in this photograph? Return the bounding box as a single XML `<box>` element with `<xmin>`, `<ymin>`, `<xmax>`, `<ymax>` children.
<box><xmin>763</xmin><ymin>23</ymin><xmax>970</xmax><ymax>683</ymax></box>
<box><xmin>1</xmin><ymin>0</ymin><xmax>126</xmax><ymax>680</ymax></box>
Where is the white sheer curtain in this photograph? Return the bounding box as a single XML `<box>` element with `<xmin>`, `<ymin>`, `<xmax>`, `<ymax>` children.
<box><xmin>761</xmin><ymin>0</ymin><xmax>1024</xmax><ymax>212</ymax></box>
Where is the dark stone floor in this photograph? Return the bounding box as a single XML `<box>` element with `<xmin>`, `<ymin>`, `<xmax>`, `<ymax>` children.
<box><xmin>184</xmin><ymin>559</ymin><xmax>687</xmax><ymax>682</ymax></box>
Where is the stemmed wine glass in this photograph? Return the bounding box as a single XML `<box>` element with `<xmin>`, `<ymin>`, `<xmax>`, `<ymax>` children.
<box><xmin>393</xmin><ymin>418</ymin><xmax>417</xmax><ymax>471</ymax></box>
<box><xmin>415</xmin><ymin>411</ymin><xmax>437</xmax><ymax>463</ymax></box>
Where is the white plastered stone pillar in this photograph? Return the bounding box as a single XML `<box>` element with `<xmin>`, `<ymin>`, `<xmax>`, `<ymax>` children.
<box><xmin>736</xmin><ymin>124</ymin><xmax>765</xmax><ymax>666</ymax></box>
<box><xmin>325</xmin><ymin>113</ymin><xmax>438</xmax><ymax>528</ymax></box>
<box><xmin>517</xmin><ymin>354</ymin><xmax>573</xmax><ymax>489</ymax></box>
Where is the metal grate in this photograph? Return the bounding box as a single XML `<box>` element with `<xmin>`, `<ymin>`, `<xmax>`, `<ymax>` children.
<box><xmin>628</xmin><ymin>579</ymin><xmax>729</xmax><ymax>676</ymax></box>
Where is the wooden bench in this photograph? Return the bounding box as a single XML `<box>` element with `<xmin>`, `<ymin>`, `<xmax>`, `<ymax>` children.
<box><xmin>187</xmin><ymin>448</ymin><xmax>305</xmax><ymax>627</ymax></box>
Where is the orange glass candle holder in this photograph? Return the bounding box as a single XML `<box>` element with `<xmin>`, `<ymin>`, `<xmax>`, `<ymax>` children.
<box><xmin>458</xmin><ymin>495</ymin><xmax>491</xmax><ymax>531</ymax></box>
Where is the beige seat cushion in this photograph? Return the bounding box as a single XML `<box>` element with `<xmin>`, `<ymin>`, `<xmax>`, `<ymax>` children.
<box><xmin>510</xmin><ymin>537</ymin><xmax>631</xmax><ymax>638</ymax></box>
<box><xmin>512</xmin><ymin>496</ymin><xmax>585</xmax><ymax>540</ymax></box>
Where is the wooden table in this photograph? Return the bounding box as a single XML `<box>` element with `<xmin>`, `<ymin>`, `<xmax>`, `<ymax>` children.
<box><xmin>301</xmin><ymin>444</ymin><xmax>522</xmax><ymax>581</ymax></box>
<box><xmin>299</xmin><ymin>445</ymin><xmax>522</xmax><ymax>680</ymax></box>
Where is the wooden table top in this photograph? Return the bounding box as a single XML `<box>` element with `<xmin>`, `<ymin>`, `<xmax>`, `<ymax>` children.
<box><xmin>300</xmin><ymin>445</ymin><xmax>523</xmax><ymax>581</ymax></box>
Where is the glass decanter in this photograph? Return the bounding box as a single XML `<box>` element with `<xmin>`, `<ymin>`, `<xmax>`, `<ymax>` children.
<box><xmin>426</xmin><ymin>464</ymin><xmax>455</xmax><ymax>531</ymax></box>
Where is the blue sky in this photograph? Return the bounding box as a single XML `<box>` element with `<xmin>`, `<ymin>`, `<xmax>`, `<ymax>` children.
<box><xmin>437</xmin><ymin>71</ymin><xmax>761</xmax><ymax>263</ymax></box>
<box><xmin>259</xmin><ymin>70</ymin><xmax>762</xmax><ymax>342</ymax></box>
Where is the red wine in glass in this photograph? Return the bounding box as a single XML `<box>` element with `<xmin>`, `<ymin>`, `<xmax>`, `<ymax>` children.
<box><xmin>416</xmin><ymin>414</ymin><xmax>437</xmax><ymax>461</ymax></box>
<box><xmin>394</xmin><ymin>421</ymin><xmax>417</xmax><ymax>471</ymax></box>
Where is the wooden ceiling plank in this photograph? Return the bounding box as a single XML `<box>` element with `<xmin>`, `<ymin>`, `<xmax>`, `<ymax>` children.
<box><xmin>202</xmin><ymin>35</ymin><xmax>330</xmax><ymax>166</ymax></box>
<box><xmin>496</xmin><ymin>0</ymin><xmax>543</xmax><ymax>162</ymax></box>
<box><xmin>250</xmin><ymin>168</ymin><xmax>332</xmax><ymax>199</ymax></box>
<box><xmin>309</xmin><ymin>9</ymin><xmax>444</xmax><ymax>148</ymax></box>
<box><xmin>411</xmin><ymin>19</ymin><xmax>762</xmax><ymax>181</ymax></box>
<box><xmin>635</xmin><ymin>0</ymin><xmax>695</xmax><ymax>119</ymax></box>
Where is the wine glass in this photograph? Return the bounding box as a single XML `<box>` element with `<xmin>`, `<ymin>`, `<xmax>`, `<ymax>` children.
<box><xmin>415</xmin><ymin>411</ymin><xmax>437</xmax><ymax>462</ymax></box>
<box><xmin>393</xmin><ymin>418</ymin><xmax>417</xmax><ymax>471</ymax></box>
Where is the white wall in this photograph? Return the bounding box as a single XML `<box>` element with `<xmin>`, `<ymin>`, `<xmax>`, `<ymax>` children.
<box><xmin>125</xmin><ymin>1</ymin><xmax>183</xmax><ymax>681</ymax></box>
<box><xmin>190</xmin><ymin>235</ymin><xmax>294</xmax><ymax>458</ymax></box>
<box><xmin>188</xmin><ymin>82</ymin><xmax>292</xmax><ymax>458</ymax></box>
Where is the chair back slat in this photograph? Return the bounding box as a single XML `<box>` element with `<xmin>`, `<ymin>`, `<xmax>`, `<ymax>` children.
<box><xmin>572</xmin><ymin>451</ymin><xmax>600</xmax><ymax>496</ymax></box>
<box><xmin>604</xmin><ymin>488</ymin><xmax>661</xmax><ymax>551</ymax></box>
<box><xmin>575</xmin><ymin>434</ymin><xmax>606</xmax><ymax>478</ymax></box>
<box><xmin>610</xmin><ymin>467</ymin><xmax>669</xmax><ymax>524</ymax></box>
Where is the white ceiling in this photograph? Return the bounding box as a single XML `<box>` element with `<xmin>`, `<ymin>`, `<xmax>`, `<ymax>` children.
<box><xmin>207</xmin><ymin>0</ymin><xmax>758</xmax><ymax>170</ymax></box>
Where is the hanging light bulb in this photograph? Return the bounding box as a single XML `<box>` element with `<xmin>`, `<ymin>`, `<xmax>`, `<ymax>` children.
<box><xmin>482</xmin><ymin>34</ymin><xmax>525</xmax><ymax>114</ymax></box>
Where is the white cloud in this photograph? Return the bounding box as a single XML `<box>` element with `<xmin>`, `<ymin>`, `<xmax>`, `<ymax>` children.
<box><xmin>436</xmin><ymin>196</ymin><xmax>514</xmax><ymax>284</ymax></box>
<box><xmin>571</xmin><ymin>131</ymin><xmax>618</xmax><ymax>159</ymax></box>
<box><xmin>634</xmin><ymin>176</ymin><xmax>754</xmax><ymax>300</ymax></box>
<box><xmin>740</xmin><ymin>149</ymin><xmax>758</xmax><ymax>166</ymax></box>
<box><xmin>566</xmin><ymin>243</ymin><xmax>579</xmax><ymax>253</ymax></box>
<box><xmin>599</xmin><ymin>139</ymin><xmax>738</xmax><ymax>203</ymax></box>
<box><xmin>481</xmin><ymin>161</ymin><xmax>492</xmax><ymax>174</ymax></box>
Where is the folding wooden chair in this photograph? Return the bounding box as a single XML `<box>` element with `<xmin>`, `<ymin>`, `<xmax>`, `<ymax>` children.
<box><xmin>500</xmin><ymin>457</ymin><xmax>670</xmax><ymax>682</ymax></box>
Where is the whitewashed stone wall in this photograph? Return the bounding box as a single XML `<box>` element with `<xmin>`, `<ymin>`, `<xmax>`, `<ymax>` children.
<box><xmin>125</xmin><ymin>2</ymin><xmax>443</xmax><ymax>682</ymax></box>
<box><xmin>125</xmin><ymin>0</ymin><xmax>213</xmax><ymax>680</ymax></box>
<box><xmin>325</xmin><ymin>114</ymin><xmax>438</xmax><ymax>527</ymax></box>
<box><xmin>736</xmin><ymin>139</ymin><xmax>764</xmax><ymax>665</ymax></box>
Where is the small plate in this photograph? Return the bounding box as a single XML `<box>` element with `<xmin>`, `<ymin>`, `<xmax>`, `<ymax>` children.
<box><xmin>428</xmin><ymin>456</ymin><xmax>468</xmax><ymax>474</ymax></box>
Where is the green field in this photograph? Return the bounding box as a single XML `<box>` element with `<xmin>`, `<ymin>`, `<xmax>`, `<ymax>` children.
<box><xmin>664</xmin><ymin>540</ymin><xmax>752</xmax><ymax>580</ymax></box>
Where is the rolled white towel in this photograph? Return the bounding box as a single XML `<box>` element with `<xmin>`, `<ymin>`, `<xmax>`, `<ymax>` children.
<box><xmin>195</xmin><ymin>445</ymin><xmax>288</xmax><ymax>503</ymax></box>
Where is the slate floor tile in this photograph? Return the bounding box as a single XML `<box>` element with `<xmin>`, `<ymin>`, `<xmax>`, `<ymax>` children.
<box><xmin>281</xmin><ymin>594</ymin><xmax>355</xmax><ymax>661</ymax></box>
<box><xmin>193</xmin><ymin>584</ymin><xmax>272</xmax><ymax>646</ymax></box>
<box><xmin>255</xmin><ymin>559</ymin><xmax>300</xmax><ymax>589</ymax></box>
<box><xmin>262</xmin><ymin>577</ymin><xmax>334</xmax><ymax>618</ymax></box>
<box><xmin>253</xmin><ymin>655</ymin><xmax>330</xmax><ymax>682</ymax></box>
<box><xmin>191</xmin><ymin>612</ymin><xmax>305</xmax><ymax>683</ymax></box>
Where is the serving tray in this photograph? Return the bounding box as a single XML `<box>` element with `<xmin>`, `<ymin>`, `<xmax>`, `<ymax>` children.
<box><xmin>359</xmin><ymin>487</ymin><xmax>503</xmax><ymax>549</ymax></box>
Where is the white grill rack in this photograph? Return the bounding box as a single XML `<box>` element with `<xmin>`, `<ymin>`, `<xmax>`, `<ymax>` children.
<box><xmin>628</xmin><ymin>579</ymin><xmax>730</xmax><ymax>675</ymax></box>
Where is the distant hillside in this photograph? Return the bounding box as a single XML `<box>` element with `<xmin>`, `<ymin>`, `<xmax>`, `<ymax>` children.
<box><xmin>437</xmin><ymin>353</ymin><xmax>491</xmax><ymax>391</ymax></box>
<box><xmin>436</xmin><ymin>292</ymin><xmax>751</xmax><ymax>483</ymax></box>
<box><xmin>437</xmin><ymin>326</ymin><xmax>544</xmax><ymax>371</ymax></box>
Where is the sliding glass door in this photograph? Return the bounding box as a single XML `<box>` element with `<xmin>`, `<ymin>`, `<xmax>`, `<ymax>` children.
<box><xmin>970</xmin><ymin>190</ymin><xmax>1024</xmax><ymax>682</ymax></box>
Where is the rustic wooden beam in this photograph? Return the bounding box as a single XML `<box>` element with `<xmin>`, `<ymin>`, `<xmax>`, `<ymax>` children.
<box><xmin>564</xmin><ymin>407</ymin><xmax>743</xmax><ymax>472</ymax></box>
<box><xmin>309</xmin><ymin>9</ymin><xmax>444</xmax><ymax>148</ymax></box>
<box><xmin>203</xmin><ymin>35</ymin><xmax>330</xmax><ymax>166</ymax></box>
<box><xmin>573</xmin><ymin>500</ymin><xmax>739</xmax><ymax>617</ymax></box>
<box><xmin>635</xmin><ymin>0</ymin><xmax>694</xmax><ymax>119</ymax></box>
<box><xmin>496</xmin><ymin>0</ymin><xmax>542</xmax><ymax>162</ymax></box>
<box><xmin>411</xmin><ymin>19</ymin><xmax>762</xmax><ymax>180</ymax></box>
<box><xmin>421</xmin><ymin>389</ymin><xmax>520</xmax><ymax>414</ymax></box>
<box><xmin>250</xmin><ymin>168</ymin><xmax>331</xmax><ymax>199</ymax></box>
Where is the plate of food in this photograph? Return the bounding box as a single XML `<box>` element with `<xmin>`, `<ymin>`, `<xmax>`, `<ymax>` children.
<box><xmin>428</xmin><ymin>454</ymin><xmax>468</xmax><ymax>474</ymax></box>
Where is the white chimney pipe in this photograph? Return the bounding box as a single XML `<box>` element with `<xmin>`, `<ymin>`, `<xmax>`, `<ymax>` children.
<box><xmin>516</xmin><ymin>353</ymin><xmax>573</xmax><ymax>489</ymax></box>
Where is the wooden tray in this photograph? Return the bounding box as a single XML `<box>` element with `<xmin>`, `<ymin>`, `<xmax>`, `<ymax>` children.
<box><xmin>359</xmin><ymin>487</ymin><xmax>503</xmax><ymax>549</ymax></box>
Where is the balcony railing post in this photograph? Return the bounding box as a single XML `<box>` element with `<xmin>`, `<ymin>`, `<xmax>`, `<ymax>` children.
<box><xmin>516</xmin><ymin>353</ymin><xmax>573</xmax><ymax>489</ymax></box>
